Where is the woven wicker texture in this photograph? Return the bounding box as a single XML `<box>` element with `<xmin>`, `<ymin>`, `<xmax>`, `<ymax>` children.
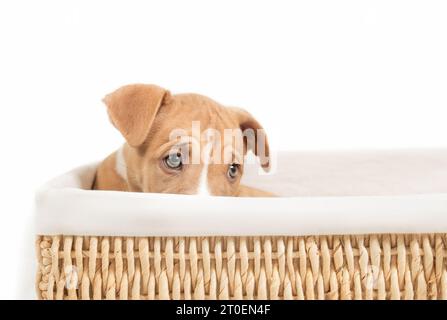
<box><xmin>36</xmin><ymin>234</ymin><xmax>447</xmax><ymax>300</ymax></box>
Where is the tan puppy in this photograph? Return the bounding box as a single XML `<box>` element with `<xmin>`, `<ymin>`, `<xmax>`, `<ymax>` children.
<box><xmin>93</xmin><ymin>84</ymin><xmax>274</xmax><ymax>197</ymax></box>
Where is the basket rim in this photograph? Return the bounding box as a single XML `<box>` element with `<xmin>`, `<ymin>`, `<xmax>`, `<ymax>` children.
<box><xmin>35</xmin><ymin>149</ymin><xmax>447</xmax><ymax>237</ymax></box>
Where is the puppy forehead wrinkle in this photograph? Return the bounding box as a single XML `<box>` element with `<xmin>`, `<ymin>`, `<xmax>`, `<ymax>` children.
<box><xmin>172</xmin><ymin>93</ymin><xmax>225</xmax><ymax>122</ymax></box>
<box><xmin>175</xmin><ymin>93</ymin><xmax>220</xmax><ymax>106</ymax></box>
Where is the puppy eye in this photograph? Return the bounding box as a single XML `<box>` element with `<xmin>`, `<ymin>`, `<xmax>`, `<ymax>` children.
<box><xmin>227</xmin><ymin>163</ymin><xmax>240</xmax><ymax>180</ymax></box>
<box><xmin>164</xmin><ymin>152</ymin><xmax>183</xmax><ymax>170</ymax></box>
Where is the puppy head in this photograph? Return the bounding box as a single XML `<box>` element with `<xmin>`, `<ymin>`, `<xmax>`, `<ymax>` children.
<box><xmin>103</xmin><ymin>84</ymin><xmax>270</xmax><ymax>196</ymax></box>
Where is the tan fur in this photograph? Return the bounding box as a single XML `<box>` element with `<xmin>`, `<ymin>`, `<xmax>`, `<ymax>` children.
<box><xmin>93</xmin><ymin>84</ymin><xmax>275</xmax><ymax>197</ymax></box>
<box><xmin>237</xmin><ymin>185</ymin><xmax>276</xmax><ymax>197</ymax></box>
<box><xmin>104</xmin><ymin>84</ymin><xmax>168</xmax><ymax>147</ymax></box>
<box><xmin>92</xmin><ymin>153</ymin><xmax>128</xmax><ymax>191</ymax></box>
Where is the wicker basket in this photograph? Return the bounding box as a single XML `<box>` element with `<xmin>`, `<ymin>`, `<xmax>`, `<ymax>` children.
<box><xmin>36</xmin><ymin>234</ymin><xmax>447</xmax><ymax>300</ymax></box>
<box><xmin>34</xmin><ymin>150</ymin><xmax>447</xmax><ymax>300</ymax></box>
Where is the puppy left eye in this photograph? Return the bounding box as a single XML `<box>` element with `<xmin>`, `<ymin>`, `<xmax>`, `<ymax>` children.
<box><xmin>164</xmin><ymin>152</ymin><xmax>183</xmax><ymax>170</ymax></box>
<box><xmin>227</xmin><ymin>163</ymin><xmax>240</xmax><ymax>180</ymax></box>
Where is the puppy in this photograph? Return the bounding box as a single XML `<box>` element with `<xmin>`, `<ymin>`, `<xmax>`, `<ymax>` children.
<box><xmin>93</xmin><ymin>84</ymin><xmax>274</xmax><ymax>197</ymax></box>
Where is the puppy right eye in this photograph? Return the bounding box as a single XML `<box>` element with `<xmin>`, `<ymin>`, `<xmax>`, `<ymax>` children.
<box><xmin>164</xmin><ymin>152</ymin><xmax>183</xmax><ymax>170</ymax></box>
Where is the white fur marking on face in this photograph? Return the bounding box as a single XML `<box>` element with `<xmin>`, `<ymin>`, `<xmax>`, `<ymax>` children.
<box><xmin>115</xmin><ymin>146</ymin><xmax>128</xmax><ymax>182</ymax></box>
<box><xmin>196</xmin><ymin>142</ymin><xmax>212</xmax><ymax>196</ymax></box>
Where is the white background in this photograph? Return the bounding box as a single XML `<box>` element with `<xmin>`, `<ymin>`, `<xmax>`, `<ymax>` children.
<box><xmin>0</xmin><ymin>0</ymin><xmax>446</xmax><ymax>299</ymax></box>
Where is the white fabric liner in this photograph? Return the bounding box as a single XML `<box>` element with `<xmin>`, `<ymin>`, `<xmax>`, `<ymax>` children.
<box><xmin>35</xmin><ymin>149</ymin><xmax>447</xmax><ymax>236</ymax></box>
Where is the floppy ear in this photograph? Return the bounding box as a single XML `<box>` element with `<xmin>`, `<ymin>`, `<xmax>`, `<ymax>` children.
<box><xmin>229</xmin><ymin>107</ymin><xmax>270</xmax><ymax>171</ymax></box>
<box><xmin>103</xmin><ymin>84</ymin><xmax>169</xmax><ymax>147</ymax></box>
